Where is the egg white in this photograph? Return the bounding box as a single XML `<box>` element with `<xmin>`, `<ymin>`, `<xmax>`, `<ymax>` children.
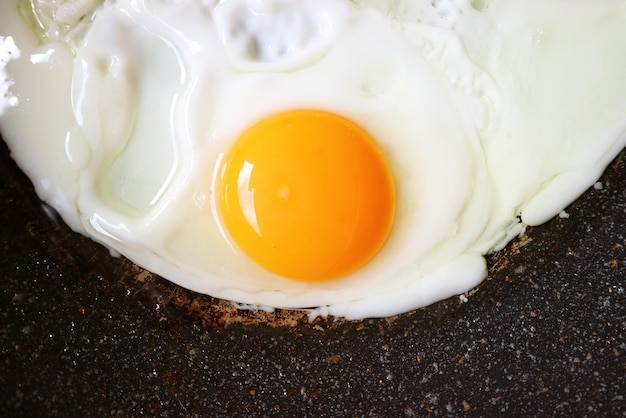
<box><xmin>1</xmin><ymin>0</ymin><xmax>625</xmax><ymax>319</ymax></box>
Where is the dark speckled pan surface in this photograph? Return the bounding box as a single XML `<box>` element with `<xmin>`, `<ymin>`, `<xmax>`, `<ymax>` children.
<box><xmin>1</xmin><ymin>136</ymin><xmax>625</xmax><ymax>416</ymax></box>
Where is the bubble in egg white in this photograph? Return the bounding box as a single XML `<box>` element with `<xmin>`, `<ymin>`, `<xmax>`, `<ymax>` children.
<box><xmin>0</xmin><ymin>0</ymin><xmax>625</xmax><ymax>319</ymax></box>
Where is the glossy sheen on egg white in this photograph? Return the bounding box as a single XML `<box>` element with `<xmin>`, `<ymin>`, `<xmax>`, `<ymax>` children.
<box><xmin>0</xmin><ymin>0</ymin><xmax>625</xmax><ymax>319</ymax></box>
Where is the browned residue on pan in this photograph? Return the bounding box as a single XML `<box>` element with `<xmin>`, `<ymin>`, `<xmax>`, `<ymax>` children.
<box><xmin>120</xmin><ymin>229</ymin><xmax>538</xmax><ymax>331</ymax></box>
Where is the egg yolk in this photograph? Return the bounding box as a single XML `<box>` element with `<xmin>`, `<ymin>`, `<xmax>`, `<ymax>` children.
<box><xmin>218</xmin><ymin>109</ymin><xmax>395</xmax><ymax>281</ymax></box>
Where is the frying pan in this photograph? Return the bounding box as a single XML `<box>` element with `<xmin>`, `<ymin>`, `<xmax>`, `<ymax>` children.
<box><xmin>1</xmin><ymin>133</ymin><xmax>624</xmax><ymax>416</ymax></box>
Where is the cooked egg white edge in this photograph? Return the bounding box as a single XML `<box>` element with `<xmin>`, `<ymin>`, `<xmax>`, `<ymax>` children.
<box><xmin>1</xmin><ymin>0</ymin><xmax>626</xmax><ymax>319</ymax></box>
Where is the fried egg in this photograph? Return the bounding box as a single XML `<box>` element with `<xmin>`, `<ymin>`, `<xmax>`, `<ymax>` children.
<box><xmin>0</xmin><ymin>0</ymin><xmax>625</xmax><ymax>319</ymax></box>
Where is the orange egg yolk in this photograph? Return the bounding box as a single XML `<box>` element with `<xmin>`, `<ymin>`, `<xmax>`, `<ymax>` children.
<box><xmin>218</xmin><ymin>109</ymin><xmax>395</xmax><ymax>282</ymax></box>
